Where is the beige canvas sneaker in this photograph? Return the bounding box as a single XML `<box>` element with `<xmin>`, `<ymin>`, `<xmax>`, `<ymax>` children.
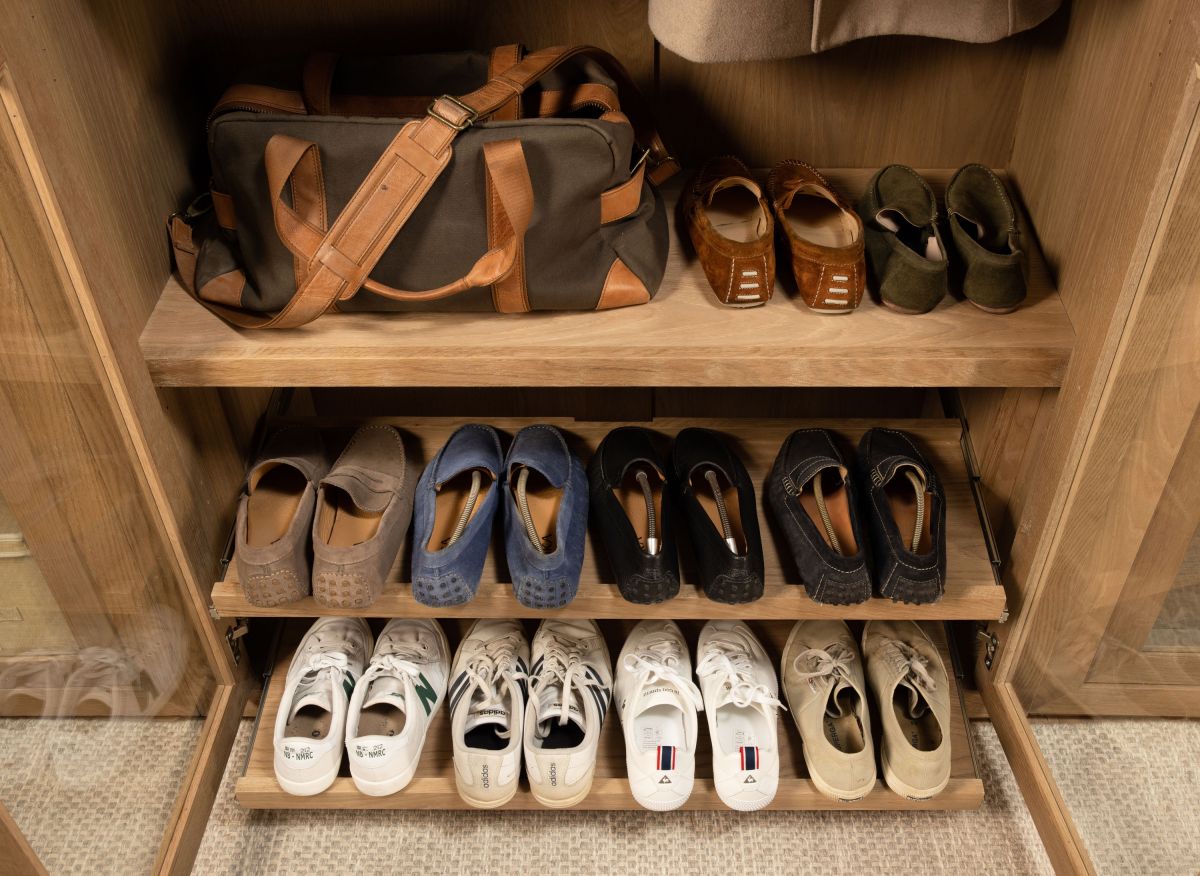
<box><xmin>780</xmin><ymin>620</ymin><xmax>876</xmax><ymax>802</ymax></box>
<box><xmin>862</xmin><ymin>620</ymin><xmax>952</xmax><ymax>800</ymax></box>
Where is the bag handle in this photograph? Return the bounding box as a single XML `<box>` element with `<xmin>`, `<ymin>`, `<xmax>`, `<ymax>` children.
<box><xmin>179</xmin><ymin>46</ymin><xmax>676</xmax><ymax>328</ymax></box>
<box><xmin>265</xmin><ymin>133</ymin><xmax>533</xmax><ymax>303</ymax></box>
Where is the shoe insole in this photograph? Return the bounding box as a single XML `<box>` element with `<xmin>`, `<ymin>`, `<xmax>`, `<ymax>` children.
<box><xmin>633</xmin><ymin>704</ymin><xmax>685</xmax><ymax>753</ymax></box>
<box><xmin>614</xmin><ymin>465</ymin><xmax>664</xmax><ymax>552</ymax></box>
<box><xmin>246</xmin><ymin>463</ymin><xmax>307</xmax><ymax>547</ymax></box>
<box><xmin>704</xmin><ymin>186</ymin><xmax>770</xmax><ymax>243</ymax></box>
<box><xmin>318</xmin><ymin>486</ymin><xmax>382</xmax><ymax>548</ymax></box>
<box><xmin>428</xmin><ymin>468</ymin><xmax>494</xmax><ymax>551</ymax></box>
<box><xmin>715</xmin><ymin>703</ymin><xmax>767</xmax><ymax>754</ymax></box>
<box><xmin>690</xmin><ymin>466</ymin><xmax>747</xmax><ymax>554</ymax></box>
<box><xmin>357</xmin><ymin>702</ymin><xmax>408</xmax><ymax>737</ymax></box>
<box><xmin>465</xmin><ymin>723</ymin><xmax>508</xmax><ymax>751</ymax></box>
<box><xmin>822</xmin><ymin>688</ymin><xmax>866</xmax><ymax>754</ymax></box>
<box><xmin>512</xmin><ymin>467</ymin><xmax>561</xmax><ymax>553</ymax></box>
<box><xmin>539</xmin><ymin>719</ymin><xmax>585</xmax><ymax>750</ymax></box>
<box><xmin>799</xmin><ymin>469</ymin><xmax>858</xmax><ymax>555</ymax></box>
<box><xmin>285</xmin><ymin>704</ymin><xmax>332</xmax><ymax>740</ymax></box>
<box><xmin>884</xmin><ymin>480</ymin><xmax>934</xmax><ymax>554</ymax></box>
<box><xmin>893</xmin><ymin>691</ymin><xmax>942</xmax><ymax>751</ymax></box>
<box><xmin>877</xmin><ymin>209</ymin><xmax>943</xmax><ymax>261</ymax></box>
<box><xmin>785</xmin><ymin>189</ymin><xmax>858</xmax><ymax>248</ymax></box>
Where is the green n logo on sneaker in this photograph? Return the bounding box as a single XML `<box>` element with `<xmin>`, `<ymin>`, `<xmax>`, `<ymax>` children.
<box><xmin>342</xmin><ymin>671</ymin><xmax>356</xmax><ymax>698</ymax></box>
<box><xmin>414</xmin><ymin>672</ymin><xmax>438</xmax><ymax>716</ymax></box>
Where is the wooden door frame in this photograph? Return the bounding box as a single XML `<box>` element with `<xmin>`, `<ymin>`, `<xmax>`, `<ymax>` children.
<box><xmin>997</xmin><ymin>61</ymin><xmax>1200</xmax><ymax>720</ymax></box>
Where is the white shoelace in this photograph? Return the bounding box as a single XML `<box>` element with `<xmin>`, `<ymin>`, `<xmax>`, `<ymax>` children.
<box><xmin>358</xmin><ymin>641</ymin><xmax>434</xmax><ymax>696</ymax></box>
<box><xmin>621</xmin><ymin>632</ymin><xmax>703</xmax><ymax>714</ymax></box>
<box><xmin>463</xmin><ymin>635</ymin><xmax>527</xmax><ymax>739</ymax></box>
<box><xmin>792</xmin><ymin>642</ymin><xmax>857</xmax><ymax>693</ymax></box>
<box><xmin>532</xmin><ymin>634</ymin><xmax>605</xmax><ymax>737</ymax></box>
<box><xmin>696</xmin><ymin>637</ymin><xmax>784</xmax><ymax>712</ymax></box>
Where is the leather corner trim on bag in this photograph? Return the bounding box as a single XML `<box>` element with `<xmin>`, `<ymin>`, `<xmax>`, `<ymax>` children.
<box><xmin>596</xmin><ymin>258</ymin><xmax>650</xmax><ymax>310</ymax></box>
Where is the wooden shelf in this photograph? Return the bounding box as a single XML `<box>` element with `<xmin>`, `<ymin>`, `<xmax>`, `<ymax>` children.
<box><xmin>141</xmin><ymin>169</ymin><xmax>1072</xmax><ymax>388</ymax></box>
<box><xmin>235</xmin><ymin>619</ymin><xmax>982</xmax><ymax>810</ymax></box>
<box><xmin>211</xmin><ymin>417</ymin><xmax>1007</xmax><ymax>621</ymax></box>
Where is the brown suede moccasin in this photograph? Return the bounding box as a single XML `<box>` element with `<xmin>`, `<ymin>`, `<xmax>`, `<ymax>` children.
<box><xmin>235</xmin><ymin>427</ymin><xmax>329</xmax><ymax>607</ymax></box>
<box><xmin>768</xmin><ymin>160</ymin><xmax>866</xmax><ymax>314</ymax></box>
<box><xmin>312</xmin><ymin>424</ymin><xmax>414</xmax><ymax>609</ymax></box>
<box><xmin>683</xmin><ymin>156</ymin><xmax>775</xmax><ymax>307</ymax></box>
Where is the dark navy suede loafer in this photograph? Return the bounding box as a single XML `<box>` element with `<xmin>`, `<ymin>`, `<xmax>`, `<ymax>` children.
<box><xmin>672</xmin><ymin>427</ymin><xmax>764</xmax><ymax>604</ymax></box>
<box><xmin>502</xmin><ymin>424</ymin><xmax>588</xmax><ymax>609</ymax></box>
<box><xmin>410</xmin><ymin>424</ymin><xmax>503</xmax><ymax>607</ymax></box>
<box><xmin>857</xmin><ymin>427</ymin><xmax>947</xmax><ymax>604</ymax></box>
<box><xmin>766</xmin><ymin>428</ymin><xmax>872</xmax><ymax>605</ymax></box>
<box><xmin>588</xmin><ymin>426</ymin><xmax>680</xmax><ymax>604</ymax></box>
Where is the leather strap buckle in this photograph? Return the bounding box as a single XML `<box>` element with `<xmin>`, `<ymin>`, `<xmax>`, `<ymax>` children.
<box><xmin>427</xmin><ymin>95</ymin><xmax>477</xmax><ymax>131</ymax></box>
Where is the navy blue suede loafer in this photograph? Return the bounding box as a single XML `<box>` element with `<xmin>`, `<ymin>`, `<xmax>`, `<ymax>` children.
<box><xmin>410</xmin><ymin>424</ymin><xmax>503</xmax><ymax>607</ymax></box>
<box><xmin>502</xmin><ymin>424</ymin><xmax>588</xmax><ymax>609</ymax></box>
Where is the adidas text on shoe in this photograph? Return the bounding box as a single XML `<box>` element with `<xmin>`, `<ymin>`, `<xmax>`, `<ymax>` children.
<box><xmin>448</xmin><ymin>619</ymin><xmax>530</xmax><ymax>808</ymax></box>
<box><xmin>523</xmin><ymin>619</ymin><xmax>612</xmax><ymax>808</ymax></box>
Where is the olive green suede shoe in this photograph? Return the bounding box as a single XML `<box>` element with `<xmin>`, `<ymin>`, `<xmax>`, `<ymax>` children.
<box><xmin>945</xmin><ymin>164</ymin><xmax>1027</xmax><ymax>313</ymax></box>
<box><xmin>855</xmin><ymin>165</ymin><xmax>948</xmax><ymax>314</ymax></box>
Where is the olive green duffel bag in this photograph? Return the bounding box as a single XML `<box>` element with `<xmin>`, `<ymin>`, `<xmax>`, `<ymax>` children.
<box><xmin>168</xmin><ymin>45</ymin><xmax>677</xmax><ymax>328</ymax></box>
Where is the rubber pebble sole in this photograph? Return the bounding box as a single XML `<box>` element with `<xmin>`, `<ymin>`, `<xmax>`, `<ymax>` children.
<box><xmin>313</xmin><ymin>573</ymin><xmax>383</xmax><ymax>609</ymax></box>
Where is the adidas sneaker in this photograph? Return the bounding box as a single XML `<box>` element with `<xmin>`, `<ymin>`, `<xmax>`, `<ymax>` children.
<box><xmin>345</xmin><ymin>618</ymin><xmax>450</xmax><ymax>796</ymax></box>
<box><xmin>448</xmin><ymin>619</ymin><xmax>530</xmax><ymax>808</ymax></box>
<box><xmin>615</xmin><ymin>620</ymin><xmax>703</xmax><ymax>810</ymax></box>
<box><xmin>523</xmin><ymin>618</ymin><xmax>612</xmax><ymax>808</ymax></box>
<box><xmin>695</xmin><ymin>620</ymin><xmax>783</xmax><ymax>811</ymax></box>
<box><xmin>273</xmin><ymin>617</ymin><xmax>373</xmax><ymax>796</ymax></box>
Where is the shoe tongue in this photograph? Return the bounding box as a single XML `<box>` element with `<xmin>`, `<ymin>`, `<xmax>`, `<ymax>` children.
<box><xmin>897</xmin><ymin>678</ymin><xmax>931</xmax><ymax>720</ymax></box>
<box><xmin>362</xmin><ymin>675</ymin><xmax>408</xmax><ymax>712</ymax></box>
<box><xmin>465</xmin><ymin>704</ymin><xmax>511</xmax><ymax>734</ymax></box>
<box><xmin>635</xmin><ymin>684</ymin><xmax>684</xmax><ymax>715</ymax></box>
<box><xmin>825</xmin><ymin>681</ymin><xmax>859</xmax><ymax>719</ymax></box>
<box><xmin>289</xmin><ymin>675</ymin><xmax>333</xmax><ymax>722</ymax></box>
<box><xmin>321</xmin><ymin>466</ymin><xmax>393</xmax><ymax>513</ymax></box>
<box><xmin>536</xmin><ymin>684</ymin><xmax>585</xmax><ymax>732</ymax></box>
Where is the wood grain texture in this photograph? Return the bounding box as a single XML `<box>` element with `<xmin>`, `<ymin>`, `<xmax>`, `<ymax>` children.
<box><xmin>993</xmin><ymin>0</ymin><xmax>1200</xmax><ymax>710</ymax></box>
<box><xmin>140</xmin><ymin>170</ymin><xmax>1072</xmax><ymax>388</ymax></box>
<box><xmin>211</xmin><ymin>417</ymin><xmax>1004</xmax><ymax>621</ymax></box>
<box><xmin>1001</xmin><ymin>40</ymin><xmax>1200</xmax><ymax>715</ymax></box>
<box><xmin>979</xmin><ymin>677</ymin><xmax>1095</xmax><ymax>874</ymax></box>
<box><xmin>236</xmin><ymin>619</ymin><xmax>981</xmax><ymax>810</ymax></box>
<box><xmin>0</xmin><ymin>800</ymin><xmax>47</xmax><ymax>876</ymax></box>
<box><xmin>656</xmin><ymin>34</ymin><xmax>1033</xmax><ymax>168</ymax></box>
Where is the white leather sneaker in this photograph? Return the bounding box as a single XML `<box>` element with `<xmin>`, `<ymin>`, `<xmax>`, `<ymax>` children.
<box><xmin>781</xmin><ymin>620</ymin><xmax>876</xmax><ymax>802</ymax></box>
<box><xmin>615</xmin><ymin>620</ymin><xmax>704</xmax><ymax>811</ymax></box>
<box><xmin>273</xmin><ymin>617</ymin><xmax>373</xmax><ymax>796</ymax></box>
<box><xmin>862</xmin><ymin>620</ymin><xmax>952</xmax><ymax>800</ymax></box>
<box><xmin>448</xmin><ymin>619</ymin><xmax>530</xmax><ymax>808</ymax></box>
<box><xmin>695</xmin><ymin>620</ymin><xmax>783</xmax><ymax>811</ymax></box>
<box><xmin>523</xmin><ymin>619</ymin><xmax>612</xmax><ymax>808</ymax></box>
<box><xmin>345</xmin><ymin>618</ymin><xmax>450</xmax><ymax>796</ymax></box>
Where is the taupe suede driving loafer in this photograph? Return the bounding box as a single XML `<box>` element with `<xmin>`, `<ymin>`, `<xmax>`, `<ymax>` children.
<box><xmin>312</xmin><ymin>425</ymin><xmax>415</xmax><ymax>609</ymax></box>
<box><xmin>235</xmin><ymin>427</ymin><xmax>329</xmax><ymax>607</ymax></box>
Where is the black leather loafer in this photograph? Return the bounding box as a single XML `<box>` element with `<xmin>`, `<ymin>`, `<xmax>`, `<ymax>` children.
<box><xmin>766</xmin><ymin>429</ymin><xmax>872</xmax><ymax>604</ymax></box>
<box><xmin>588</xmin><ymin>426</ymin><xmax>680</xmax><ymax>604</ymax></box>
<box><xmin>857</xmin><ymin>428</ymin><xmax>947</xmax><ymax>604</ymax></box>
<box><xmin>672</xmin><ymin>428</ymin><xmax>764</xmax><ymax>604</ymax></box>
